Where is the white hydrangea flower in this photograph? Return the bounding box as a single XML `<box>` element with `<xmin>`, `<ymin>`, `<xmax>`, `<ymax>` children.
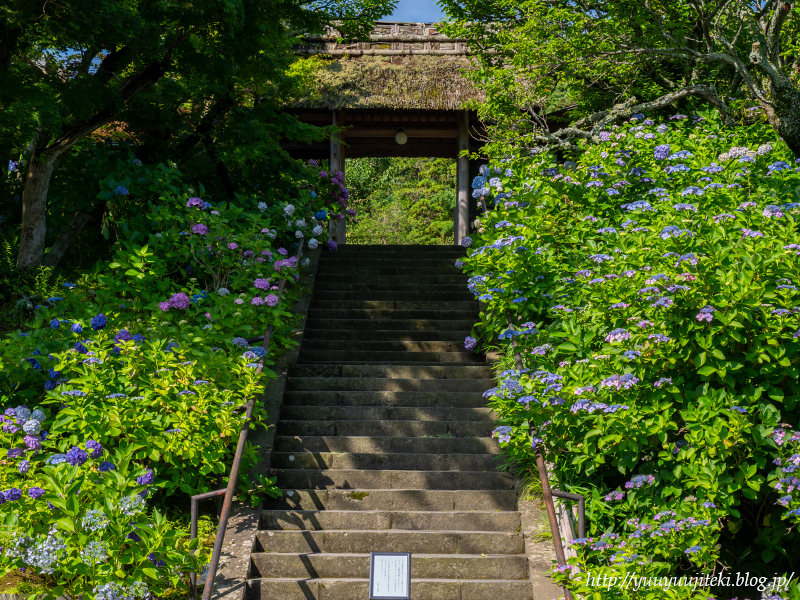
<box><xmin>301</xmin><ymin>257</ymin><xmax>310</xmax><ymax>266</ymax></box>
<box><xmin>295</xmin><ymin>218</ymin><xmax>306</xmax><ymax>228</ymax></box>
<box><xmin>308</xmin><ymin>238</ymin><xmax>319</xmax><ymax>250</ymax></box>
<box><xmin>178</xmin><ymin>320</ymin><xmax>188</xmax><ymax>325</ymax></box>
<box><xmin>257</xmin><ymin>202</ymin><xmax>267</xmax><ymax>212</ymax></box>
<box><xmin>267</xmin><ymin>230</ymin><xmax>277</xmax><ymax>239</ymax></box>
<box><xmin>283</xmin><ymin>204</ymin><xmax>295</xmax><ymax>216</ymax></box>
<box><xmin>155</xmin><ymin>233</ymin><xmax>162</xmax><ymax>238</ymax></box>
<box><xmin>312</xmin><ymin>225</ymin><xmax>323</xmax><ymax>236</ymax></box>
<box><xmin>295</xmin><ymin>230</ymin><xmax>304</xmax><ymax>238</ymax></box>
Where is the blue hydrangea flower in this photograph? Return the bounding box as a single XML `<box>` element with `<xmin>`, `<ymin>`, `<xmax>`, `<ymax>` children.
<box><xmin>90</xmin><ymin>314</ymin><xmax>107</xmax><ymax>330</ymax></box>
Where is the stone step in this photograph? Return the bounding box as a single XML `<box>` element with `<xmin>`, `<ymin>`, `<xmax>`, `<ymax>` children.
<box><xmin>275</xmin><ymin>436</ymin><xmax>499</xmax><ymax>455</ymax></box>
<box><xmin>298</xmin><ymin>350</ymin><xmax>482</xmax><ymax>364</ymax></box>
<box><xmin>282</xmin><ymin>391</ymin><xmax>486</xmax><ymax>408</ymax></box>
<box><xmin>276</xmin><ymin>420</ymin><xmax>494</xmax><ymax>437</ymax></box>
<box><xmin>319</xmin><ymin>257</ymin><xmax>465</xmax><ymax>268</ymax></box>
<box><xmin>310</xmin><ymin>300</ymin><xmax>476</xmax><ymax>311</ymax></box>
<box><xmin>287</xmin><ymin>364</ymin><xmax>492</xmax><ymax>380</ymax></box>
<box><xmin>303</xmin><ymin>329</ymin><xmax>471</xmax><ymax>342</ymax></box>
<box><xmin>247</xmin><ymin>578</ymin><xmax>532</xmax><ymax>600</ymax></box>
<box><xmin>305</xmin><ymin>318</ymin><xmax>474</xmax><ymax>331</ymax></box>
<box><xmin>285</xmin><ymin>378</ymin><xmax>492</xmax><ymax>393</ymax></box>
<box><xmin>259</xmin><ymin>509</ymin><xmax>520</xmax><ymax>532</ymax></box>
<box><xmin>327</xmin><ymin>244</ymin><xmax>464</xmax><ymax>253</ymax></box>
<box><xmin>313</xmin><ymin>274</ymin><xmax>467</xmax><ymax>285</ymax></box>
<box><xmin>249</xmin><ymin>553</ymin><xmax>528</xmax><ymax>581</ymax></box>
<box><xmin>254</xmin><ymin>529</ymin><xmax>524</xmax><ymax>554</ymax></box>
<box><xmin>279</xmin><ymin>406</ymin><xmax>492</xmax><ymax>423</ymax></box>
<box><xmin>300</xmin><ymin>340</ymin><xmax>467</xmax><ymax>353</ymax></box>
<box><xmin>312</xmin><ymin>282</ymin><xmax>468</xmax><ymax>293</ymax></box>
<box><xmin>263</xmin><ymin>489</ymin><xmax>516</xmax><ymax>512</ymax></box>
<box><xmin>273</xmin><ymin>469</ymin><xmax>515</xmax><ymax>491</ymax></box>
<box><xmin>311</xmin><ymin>291</ymin><xmax>475</xmax><ymax>302</ymax></box>
<box><xmin>271</xmin><ymin>452</ymin><xmax>502</xmax><ymax>471</ymax></box>
<box><xmin>307</xmin><ymin>308</ymin><xmax>476</xmax><ymax>320</ymax></box>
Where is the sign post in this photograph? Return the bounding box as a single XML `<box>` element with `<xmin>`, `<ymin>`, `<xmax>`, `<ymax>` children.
<box><xmin>369</xmin><ymin>552</ymin><xmax>411</xmax><ymax>600</ymax></box>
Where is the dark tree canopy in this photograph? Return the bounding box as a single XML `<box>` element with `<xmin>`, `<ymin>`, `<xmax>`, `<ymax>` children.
<box><xmin>438</xmin><ymin>0</ymin><xmax>800</xmax><ymax>155</ymax></box>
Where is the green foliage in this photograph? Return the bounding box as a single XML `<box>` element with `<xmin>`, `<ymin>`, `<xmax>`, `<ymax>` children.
<box><xmin>347</xmin><ymin>157</ymin><xmax>456</xmax><ymax>245</ymax></box>
<box><xmin>0</xmin><ymin>166</ymin><xmax>333</xmax><ymax>590</ymax></box>
<box><xmin>462</xmin><ymin>109</ymin><xmax>800</xmax><ymax>596</ymax></box>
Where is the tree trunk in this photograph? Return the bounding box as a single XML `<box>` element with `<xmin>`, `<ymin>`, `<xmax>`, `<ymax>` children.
<box><xmin>42</xmin><ymin>211</ymin><xmax>93</xmax><ymax>269</ymax></box>
<box><xmin>768</xmin><ymin>89</ymin><xmax>800</xmax><ymax>157</ymax></box>
<box><xmin>17</xmin><ymin>152</ymin><xmax>59</xmax><ymax>269</ymax></box>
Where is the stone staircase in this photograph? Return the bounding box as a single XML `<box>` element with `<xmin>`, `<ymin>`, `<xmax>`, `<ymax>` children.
<box><xmin>247</xmin><ymin>245</ymin><xmax>534</xmax><ymax>600</ymax></box>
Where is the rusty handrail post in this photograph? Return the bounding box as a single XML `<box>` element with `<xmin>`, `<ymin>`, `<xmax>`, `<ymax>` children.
<box><xmin>190</xmin><ymin>489</ymin><xmax>227</xmax><ymax>600</ymax></box>
<box><xmin>190</xmin><ymin>242</ymin><xmax>304</xmax><ymax>600</ymax></box>
<box><xmin>551</xmin><ymin>490</ymin><xmax>586</xmax><ymax>539</ymax></box>
<box><xmin>505</xmin><ymin>315</ymin><xmax>573</xmax><ymax>600</ymax></box>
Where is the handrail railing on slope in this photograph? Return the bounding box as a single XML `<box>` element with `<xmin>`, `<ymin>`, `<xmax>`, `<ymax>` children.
<box><xmin>505</xmin><ymin>315</ymin><xmax>584</xmax><ymax>600</ymax></box>
<box><xmin>189</xmin><ymin>243</ymin><xmax>304</xmax><ymax>600</ymax></box>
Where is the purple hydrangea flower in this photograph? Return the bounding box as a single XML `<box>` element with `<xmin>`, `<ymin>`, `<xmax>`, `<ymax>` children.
<box><xmin>98</xmin><ymin>461</ymin><xmax>116</xmax><ymax>472</ymax></box>
<box><xmin>265</xmin><ymin>294</ymin><xmax>279</xmax><ymax>307</ymax></box>
<box><xmin>605</xmin><ymin>328</ymin><xmax>630</xmax><ymax>343</ymax></box>
<box><xmin>5</xmin><ymin>488</ymin><xmax>22</xmax><ymax>501</ymax></box>
<box><xmin>169</xmin><ymin>292</ymin><xmax>191</xmax><ymax>310</ymax></box>
<box><xmin>90</xmin><ymin>314</ymin><xmax>107</xmax><ymax>330</ymax></box>
<box><xmin>696</xmin><ymin>306</ymin><xmax>716</xmax><ymax>322</ymax></box>
<box><xmin>464</xmin><ymin>336</ymin><xmax>477</xmax><ymax>351</ymax></box>
<box><xmin>19</xmin><ymin>460</ymin><xmax>30</xmax><ymax>474</ymax></box>
<box><xmin>136</xmin><ymin>469</ymin><xmax>154</xmax><ymax>486</ymax></box>
<box><xmin>192</xmin><ymin>223</ymin><xmax>208</xmax><ymax>235</ymax></box>
<box><xmin>186</xmin><ymin>198</ymin><xmax>204</xmax><ymax>209</ymax></box>
<box><xmin>653</xmin><ymin>144</ymin><xmax>670</xmax><ymax>160</ymax></box>
<box><xmin>85</xmin><ymin>440</ymin><xmax>103</xmax><ymax>459</ymax></box>
<box><xmin>66</xmin><ymin>446</ymin><xmax>89</xmax><ymax>466</ymax></box>
<box><xmin>28</xmin><ymin>487</ymin><xmax>45</xmax><ymax>499</ymax></box>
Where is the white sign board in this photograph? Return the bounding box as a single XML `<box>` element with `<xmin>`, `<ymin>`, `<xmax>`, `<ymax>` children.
<box><xmin>369</xmin><ymin>552</ymin><xmax>411</xmax><ymax>599</ymax></box>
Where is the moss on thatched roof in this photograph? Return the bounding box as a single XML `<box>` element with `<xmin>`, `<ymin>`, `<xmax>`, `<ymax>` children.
<box><xmin>289</xmin><ymin>55</ymin><xmax>483</xmax><ymax>111</ymax></box>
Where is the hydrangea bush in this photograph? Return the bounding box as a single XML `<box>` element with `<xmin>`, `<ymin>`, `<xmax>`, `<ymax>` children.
<box><xmin>0</xmin><ymin>166</ymin><xmax>331</xmax><ymax>594</ymax></box>
<box><xmin>461</xmin><ymin>109</ymin><xmax>800</xmax><ymax>598</ymax></box>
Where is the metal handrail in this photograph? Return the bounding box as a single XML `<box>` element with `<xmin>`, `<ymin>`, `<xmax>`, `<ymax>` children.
<box><xmin>505</xmin><ymin>315</ymin><xmax>583</xmax><ymax>599</ymax></box>
<box><xmin>189</xmin><ymin>242</ymin><xmax>304</xmax><ymax>600</ymax></box>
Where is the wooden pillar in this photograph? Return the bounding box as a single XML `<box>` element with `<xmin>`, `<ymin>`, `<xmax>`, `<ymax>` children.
<box><xmin>455</xmin><ymin>110</ymin><xmax>470</xmax><ymax>246</ymax></box>
<box><xmin>329</xmin><ymin>110</ymin><xmax>347</xmax><ymax>245</ymax></box>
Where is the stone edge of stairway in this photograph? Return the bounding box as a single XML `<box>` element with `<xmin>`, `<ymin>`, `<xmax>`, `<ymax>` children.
<box><xmin>211</xmin><ymin>245</ymin><xmax>323</xmax><ymax>600</ymax></box>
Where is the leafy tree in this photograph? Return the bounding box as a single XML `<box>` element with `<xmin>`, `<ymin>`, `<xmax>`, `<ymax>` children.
<box><xmin>347</xmin><ymin>157</ymin><xmax>455</xmax><ymax>245</ymax></box>
<box><xmin>1</xmin><ymin>0</ymin><xmax>395</xmax><ymax>269</ymax></box>
<box><xmin>438</xmin><ymin>0</ymin><xmax>800</xmax><ymax>155</ymax></box>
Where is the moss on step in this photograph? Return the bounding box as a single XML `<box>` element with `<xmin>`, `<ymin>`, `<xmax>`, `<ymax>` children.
<box><xmin>348</xmin><ymin>491</ymin><xmax>370</xmax><ymax>500</ymax></box>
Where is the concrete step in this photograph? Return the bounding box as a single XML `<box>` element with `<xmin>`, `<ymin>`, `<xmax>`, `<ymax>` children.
<box><xmin>299</xmin><ymin>340</ymin><xmax>467</xmax><ymax>353</ymax></box>
<box><xmin>249</xmin><ymin>552</ymin><xmax>528</xmax><ymax>580</ymax></box>
<box><xmin>307</xmin><ymin>309</ymin><xmax>476</xmax><ymax>320</ymax></box>
<box><xmin>254</xmin><ymin>529</ymin><xmax>524</xmax><ymax>554</ymax></box>
<box><xmin>302</xmin><ymin>329</ymin><xmax>471</xmax><ymax>342</ymax></box>
<box><xmin>272</xmin><ymin>469</ymin><xmax>515</xmax><ymax>491</ymax></box>
<box><xmin>311</xmin><ymin>291</ymin><xmax>475</xmax><ymax>301</ymax></box>
<box><xmin>263</xmin><ymin>489</ymin><xmax>517</xmax><ymax>512</ymax></box>
<box><xmin>259</xmin><ymin>509</ymin><xmax>520</xmax><ymax>532</ymax></box>
<box><xmin>275</xmin><ymin>436</ymin><xmax>499</xmax><ymax>455</ymax></box>
<box><xmin>298</xmin><ymin>349</ymin><xmax>482</xmax><ymax>364</ymax></box>
<box><xmin>281</xmin><ymin>391</ymin><xmax>487</xmax><ymax>408</ymax></box>
<box><xmin>305</xmin><ymin>318</ymin><xmax>475</xmax><ymax>331</ymax></box>
<box><xmin>287</xmin><ymin>364</ymin><xmax>493</xmax><ymax>379</ymax></box>
<box><xmin>247</xmin><ymin>577</ymin><xmax>532</xmax><ymax>600</ymax></box>
<box><xmin>276</xmin><ymin>420</ymin><xmax>495</xmax><ymax>437</ymax></box>
<box><xmin>279</xmin><ymin>406</ymin><xmax>492</xmax><ymax>423</ymax></box>
<box><xmin>271</xmin><ymin>452</ymin><xmax>502</xmax><ymax>471</ymax></box>
<box><xmin>285</xmin><ymin>378</ymin><xmax>492</xmax><ymax>393</ymax></box>
<box><xmin>314</xmin><ymin>274</ymin><xmax>467</xmax><ymax>285</ymax></box>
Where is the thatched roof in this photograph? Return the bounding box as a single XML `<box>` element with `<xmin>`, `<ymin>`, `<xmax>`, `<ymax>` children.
<box><xmin>289</xmin><ymin>55</ymin><xmax>482</xmax><ymax>111</ymax></box>
<box><xmin>288</xmin><ymin>22</ymin><xmax>483</xmax><ymax>111</ymax></box>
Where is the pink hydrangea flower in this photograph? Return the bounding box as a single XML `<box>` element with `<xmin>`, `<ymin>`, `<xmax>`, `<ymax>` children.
<box><xmin>205</xmin><ymin>312</ymin><xmax>213</xmax><ymax>320</ymax></box>
<box><xmin>251</xmin><ymin>297</ymin><xmax>265</xmax><ymax>306</ymax></box>
<box><xmin>234</xmin><ymin>298</ymin><xmax>243</xmax><ymax>305</ymax></box>
<box><xmin>192</xmin><ymin>223</ymin><xmax>208</xmax><ymax>235</ymax></box>
<box><xmin>228</xmin><ymin>242</ymin><xmax>238</xmax><ymax>250</ymax></box>
<box><xmin>261</xmin><ymin>228</ymin><xmax>271</xmax><ymax>234</ymax></box>
<box><xmin>158</xmin><ymin>301</ymin><xmax>171</xmax><ymax>312</ymax></box>
<box><xmin>265</xmin><ymin>294</ymin><xmax>279</xmax><ymax>306</ymax></box>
